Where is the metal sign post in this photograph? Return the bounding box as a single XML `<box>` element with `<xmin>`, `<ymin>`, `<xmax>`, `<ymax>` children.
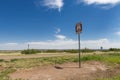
<box><xmin>78</xmin><ymin>33</ymin><xmax>81</xmax><ymax>68</ymax></box>
<box><xmin>75</xmin><ymin>22</ymin><xmax>82</xmax><ymax>68</ymax></box>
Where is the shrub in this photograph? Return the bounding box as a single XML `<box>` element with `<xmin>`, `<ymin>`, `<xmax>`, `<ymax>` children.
<box><xmin>64</xmin><ymin>50</ymin><xmax>78</xmax><ymax>53</ymax></box>
<box><xmin>81</xmin><ymin>48</ymin><xmax>95</xmax><ymax>53</ymax></box>
<box><xmin>21</xmin><ymin>49</ymin><xmax>38</xmax><ymax>54</ymax></box>
<box><xmin>44</xmin><ymin>50</ymin><xmax>59</xmax><ymax>53</ymax></box>
<box><xmin>109</xmin><ymin>48</ymin><xmax>120</xmax><ymax>51</ymax></box>
<box><xmin>0</xmin><ymin>59</ymin><xmax>4</xmax><ymax>62</ymax></box>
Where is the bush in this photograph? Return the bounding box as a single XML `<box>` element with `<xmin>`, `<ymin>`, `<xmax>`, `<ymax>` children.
<box><xmin>44</xmin><ymin>50</ymin><xmax>60</xmax><ymax>53</ymax></box>
<box><xmin>81</xmin><ymin>48</ymin><xmax>95</xmax><ymax>53</ymax></box>
<box><xmin>21</xmin><ymin>49</ymin><xmax>38</xmax><ymax>54</ymax></box>
<box><xmin>0</xmin><ymin>59</ymin><xmax>4</xmax><ymax>62</ymax></box>
<box><xmin>109</xmin><ymin>48</ymin><xmax>120</xmax><ymax>51</ymax></box>
<box><xmin>64</xmin><ymin>50</ymin><xmax>78</xmax><ymax>53</ymax></box>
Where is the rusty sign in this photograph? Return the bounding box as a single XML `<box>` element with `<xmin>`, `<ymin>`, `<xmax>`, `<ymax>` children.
<box><xmin>75</xmin><ymin>22</ymin><xmax>82</xmax><ymax>34</ymax></box>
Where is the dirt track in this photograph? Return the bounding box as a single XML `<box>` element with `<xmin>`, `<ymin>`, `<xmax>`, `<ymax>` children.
<box><xmin>0</xmin><ymin>51</ymin><xmax>105</xmax><ymax>61</ymax></box>
<box><xmin>0</xmin><ymin>53</ymin><xmax>76</xmax><ymax>61</ymax></box>
<box><xmin>10</xmin><ymin>61</ymin><xmax>108</xmax><ymax>80</ymax></box>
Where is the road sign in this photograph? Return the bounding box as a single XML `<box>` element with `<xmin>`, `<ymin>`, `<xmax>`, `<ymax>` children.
<box><xmin>75</xmin><ymin>22</ymin><xmax>82</xmax><ymax>34</ymax></box>
<box><xmin>75</xmin><ymin>22</ymin><xmax>82</xmax><ymax>68</ymax></box>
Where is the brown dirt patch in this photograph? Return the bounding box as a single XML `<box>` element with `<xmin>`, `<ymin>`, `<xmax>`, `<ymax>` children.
<box><xmin>0</xmin><ymin>67</ymin><xmax>4</xmax><ymax>73</ymax></box>
<box><xmin>90</xmin><ymin>64</ymin><xmax>120</xmax><ymax>79</ymax></box>
<box><xmin>10</xmin><ymin>61</ymin><xmax>108</xmax><ymax>80</ymax></box>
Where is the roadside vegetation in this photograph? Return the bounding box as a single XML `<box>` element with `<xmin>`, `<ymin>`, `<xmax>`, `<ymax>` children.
<box><xmin>20</xmin><ymin>48</ymin><xmax>120</xmax><ymax>54</ymax></box>
<box><xmin>1</xmin><ymin>48</ymin><xmax>120</xmax><ymax>55</ymax></box>
<box><xmin>97</xmin><ymin>75</ymin><xmax>120</xmax><ymax>80</ymax></box>
<box><xmin>21</xmin><ymin>49</ymin><xmax>39</xmax><ymax>54</ymax></box>
<box><xmin>21</xmin><ymin>48</ymin><xmax>95</xmax><ymax>54</ymax></box>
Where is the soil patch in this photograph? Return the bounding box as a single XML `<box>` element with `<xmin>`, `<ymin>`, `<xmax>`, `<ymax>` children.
<box><xmin>10</xmin><ymin>61</ymin><xmax>108</xmax><ymax>80</ymax></box>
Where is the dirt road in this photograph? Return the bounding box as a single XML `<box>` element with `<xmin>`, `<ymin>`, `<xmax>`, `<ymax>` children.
<box><xmin>0</xmin><ymin>53</ymin><xmax>76</xmax><ymax>61</ymax></box>
<box><xmin>0</xmin><ymin>51</ymin><xmax>105</xmax><ymax>61</ymax></box>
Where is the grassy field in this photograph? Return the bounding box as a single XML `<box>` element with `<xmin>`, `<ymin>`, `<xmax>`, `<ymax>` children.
<box><xmin>96</xmin><ymin>75</ymin><xmax>120</xmax><ymax>80</ymax></box>
<box><xmin>0</xmin><ymin>52</ymin><xmax>120</xmax><ymax>80</ymax></box>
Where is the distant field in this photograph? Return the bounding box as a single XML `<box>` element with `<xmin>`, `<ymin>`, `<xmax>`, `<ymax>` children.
<box><xmin>0</xmin><ymin>51</ymin><xmax>116</xmax><ymax>61</ymax></box>
<box><xmin>0</xmin><ymin>53</ymin><xmax>21</xmax><ymax>56</ymax></box>
<box><xmin>0</xmin><ymin>52</ymin><xmax>77</xmax><ymax>61</ymax></box>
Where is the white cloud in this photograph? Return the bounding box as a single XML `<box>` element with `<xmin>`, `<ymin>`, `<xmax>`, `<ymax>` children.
<box><xmin>1</xmin><ymin>38</ymin><xmax>120</xmax><ymax>50</ymax></box>
<box><xmin>116</xmin><ymin>31</ymin><xmax>120</xmax><ymax>36</ymax></box>
<box><xmin>82</xmin><ymin>0</ymin><xmax>120</xmax><ymax>5</ymax></box>
<box><xmin>55</xmin><ymin>34</ymin><xmax>66</xmax><ymax>40</ymax></box>
<box><xmin>81</xmin><ymin>38</ymin><xmax>109</xmax><ymax>49</ymax></box>
<box><xmin>78</xmin><ymin>0</ymin><xmax>120</xmax><ymax>9</ymax></box>
<box><xmin>0</xmin><ymin>43</ymin><xmax>22</xmax><ymax>50</ymax></box>
<box><xmin>26</xmin><ymin>39</ymin><xmax>77</xmax><ymax>49</ymax></box>
<box><xmin>28</xmin><ymin>39</ymin><xmax>109</xmax><ymax>49</ymax></box>
<box><xmin>42</xmin><ymin>0</ymin><xmax>64</xmax><ymax>12</ymax></box>
<box><xmin>4</xmin><ymin>43</ymin><xmax>18</xmax><ymax>46</ymax></box>
<box><xmin>82</xmin><ymin>38</ymin><xmax>109</xmax><ymax>44</ymax></box>
<box><xmin>21</xmin><ymin>38</ymin><xmax>120</xmax><ymax>49</ymax></box>
<box><xmin>55</xmin><ymin>28</ymin><xmax>61</xmax><ymax>34</ymax></box>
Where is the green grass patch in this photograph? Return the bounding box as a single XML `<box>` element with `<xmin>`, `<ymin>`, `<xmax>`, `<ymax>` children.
<box><xmin>81</xmin><ymin>55</ymin><xmax>102</xmax><ymax>61</ymax></box>
<box><xmin>81</xmin><ymin>53</ymin><xmax>120</xmax><ymax>65</ymax></box>
<box><xmin>102</xmin><ymin>53</ymin><xmax>120</xmax><ymax>64</ymax></box>
<box><xmin>0</xmin><ymin>68</ymin><xmax>16</xmax><ymax>80</ymax></box>
<box><xmin>96</xmin><ymin>75</ymin><xmax>120</xmax><ymax>80</ymax></box>
<box><xmin>10</xmin><ymin>56</ymin><xmax>76</xmax><ymax>68</ymax></box>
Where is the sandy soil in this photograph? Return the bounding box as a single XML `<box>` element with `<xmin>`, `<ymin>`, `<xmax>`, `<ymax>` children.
<box><xmin>10</xmin><ymin>61</ymin><xmax>108</xmax><ymax>80</ymax></box>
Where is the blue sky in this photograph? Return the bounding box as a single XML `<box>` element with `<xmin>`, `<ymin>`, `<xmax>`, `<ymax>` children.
<box><xmin>0</xmin><ymin>0</ymin><xmax>120</xmax><ymax>50</ymax></box>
